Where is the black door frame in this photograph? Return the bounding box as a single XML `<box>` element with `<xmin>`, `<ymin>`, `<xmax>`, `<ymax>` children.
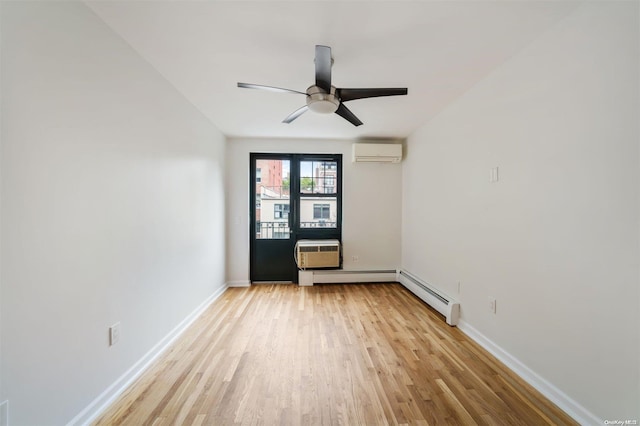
<box><xmin>249</xmin><ymin>153</ymin><xmax>342</xmax><ymax>283</ymax></box>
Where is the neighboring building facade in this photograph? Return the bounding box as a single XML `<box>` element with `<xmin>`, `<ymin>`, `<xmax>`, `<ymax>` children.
<box><xmin>255</xmin><ymin>159</ymin><xmax>338</xmax><ymax>239</ymax></box>
<box><xmin>256</xmin><ymin>159</ymin><xmax>290</xmax><ymax>238</ymax></box>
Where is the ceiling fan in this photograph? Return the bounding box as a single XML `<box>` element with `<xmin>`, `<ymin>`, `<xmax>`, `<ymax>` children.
<box><xmin>237</xmin><ymin>45</ymin><xmax>408</xmax><ymax>127</ymax></box>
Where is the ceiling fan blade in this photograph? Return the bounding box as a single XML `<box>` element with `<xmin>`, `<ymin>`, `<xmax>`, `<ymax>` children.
<box><xmin>335</xmin><ymin>103</ymin><xmax>363</xmax><ymax>127</ymax></box>
<box><xmin>282</xmin><ymin>105</ymin><xmax>309</xmax><ymax>123</ymax></box>
<box><xmin>337</xmin><ymin>88</ymin><xmax>408</xmax><ymax>102</ymax></box>
<box><xmin>237</xmin><ymin>82</ymin><xmax>306</xmax><ymax>95</ymax></box>
<box><xmin>315</xmin><ymin>45</ymin><xmax>332</xmax><ymax>93</ymax></box>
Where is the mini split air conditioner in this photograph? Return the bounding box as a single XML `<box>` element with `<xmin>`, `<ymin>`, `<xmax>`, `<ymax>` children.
<box><xmin>352</xmin><ymin>143</ymin><xmax>402</xmax><ymax>163</ymax></box>
<box><xmin>295</xmin><ymin>239</ymin><xmax>341</xmax><ymax>269</ymax></box>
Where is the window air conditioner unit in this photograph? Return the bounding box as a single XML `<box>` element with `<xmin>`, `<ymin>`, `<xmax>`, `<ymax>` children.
<box><xmin>352</xmin><ymin>143</ymin><xmax>402</xmax><ymax>163</ymax></box>
<box><xmin>295</xmin><ymin>239</ymin><xmax>341</xmax><ymax>269</ymax></box>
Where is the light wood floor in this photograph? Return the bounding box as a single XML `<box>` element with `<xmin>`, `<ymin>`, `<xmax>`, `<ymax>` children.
<box><xmin>94</xmin><ymin>283</ymin><xmax>577</xmax><ymax>425</ymax></box>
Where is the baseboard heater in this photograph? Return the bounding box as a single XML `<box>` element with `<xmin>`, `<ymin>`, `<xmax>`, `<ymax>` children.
<box><xmin>312</xmin><ymin>269</ymin><xmax>397</xmax><ymax>284</ymax></box>
<box><xmin>397</xmin><ymin>270</ymin><xmax>460</xmax><ymax>326</ymax></box>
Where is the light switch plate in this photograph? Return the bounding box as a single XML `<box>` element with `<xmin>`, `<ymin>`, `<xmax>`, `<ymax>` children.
<box><xmin>489</xmin><ymin>167</ymin><xmax>499</xmax><ymax>183</ymax></box>
<box><xmin>109</xmin><ymin>322</ymin><xmax>121</xmax><ymax>346</ymax></box>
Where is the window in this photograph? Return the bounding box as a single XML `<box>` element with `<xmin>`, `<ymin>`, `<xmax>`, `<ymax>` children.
<box><xmin>298</xmin><ymin>157</ymin><xmax>340</xmax><ymax>230</ymax></box>
<box><xmin>256</xmin><ymin>168</ymin><xmax>262</xmax><ymax>183</ymax></box>
<box><xmin>299</xmin><ymin>160</ymin><xmax>338</xmax><ymax>194</ymax></box>
<box><xmin>274</xmin><ymin>203</ymin><xmax>290</xmax><ymax>220</ymax></box>
<box><xmin>313</xmin><ymin>204</ymin><xmax>330</xmax><ymax>219</ymax></box>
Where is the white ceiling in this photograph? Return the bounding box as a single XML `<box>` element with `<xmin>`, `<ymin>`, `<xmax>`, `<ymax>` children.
<box><xmin>86</xmin><ymin>1</ymin><xmax>579</xmax><ymax>140</ymax></box>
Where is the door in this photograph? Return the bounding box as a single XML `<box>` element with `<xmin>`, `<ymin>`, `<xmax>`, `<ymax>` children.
<box><xmin>250</xmin><ymin>154</ymin><xmax>295</xmax><ymax>282</ymax></box>
<box><xmin>250</xmin><ymin>153</ymin><xmax>342</xmax><ymax>283</ymax></box>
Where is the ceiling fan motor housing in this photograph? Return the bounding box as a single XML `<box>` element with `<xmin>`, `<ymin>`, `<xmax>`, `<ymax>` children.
<box><xmin>306</xmin><ymin>85</ymin><xmax>339</xmax><ymax>114</ymax></box>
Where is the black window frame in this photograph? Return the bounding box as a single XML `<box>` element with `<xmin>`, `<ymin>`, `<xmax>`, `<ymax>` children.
<box><xmin>295</xmin><ymin>154</ymin><xmax>342</xmax><ymax>240</ymax></box>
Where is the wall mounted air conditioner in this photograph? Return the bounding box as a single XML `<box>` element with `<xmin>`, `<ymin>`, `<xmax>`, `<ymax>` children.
<box><xmin>352</xmin><ymin>143</ymin><xmax>402</xmax><ymax>163</ymax></box>
<box><xmin>295</xmin><ymin>239</ymin><xmax>341</xmax><ymax>269</ymax></box>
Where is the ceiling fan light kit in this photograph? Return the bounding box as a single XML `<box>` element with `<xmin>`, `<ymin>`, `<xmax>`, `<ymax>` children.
<box><xmin>306</xmin><ymin>85</ymin><xmax>339</xmax><ymax>114</ymax></box>
<box><xmin>238</xmin><ymin>45</ymin><xmax>407</xmax><ymax>126</ymax></box>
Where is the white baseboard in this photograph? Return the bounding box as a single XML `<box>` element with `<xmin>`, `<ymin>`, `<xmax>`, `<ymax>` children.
<box><xmin>227</xmin><ymin>271</ymin><xmax>397</xmax><ymax>286</ymax></box>
<box><xmin>298</xmin><ymin>270</ymin><xmax>314</xmax><ymax>286</ymax></box>
<box><xmin>457</xmin><ymin>320</ymin><xmax>601</xmax><ymax>425</ymax></box>
<box><xmin>67</xmin><ymin>284</ymin><xmax>228</xmax><ymax>426</ymax></box>
<box><xmin>311</xmin><ymin>269</ymin><xmax>397</xmax><ymax>284</ymax></box>
<box><xmin>226</xmin><ymin>280</ymin><xmax>251</xmax><ymax>287</ymax></box>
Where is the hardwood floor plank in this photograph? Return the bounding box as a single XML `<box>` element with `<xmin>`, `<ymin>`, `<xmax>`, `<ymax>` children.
<box><xmin>436</xmin><ymin>378</ymin><xmax>479</xmax><ymax>425</ymax></box>
<box><xmin>94</xmin><ymin>283</ymin><xmax>577</xmax><ymax>426</ymax></box>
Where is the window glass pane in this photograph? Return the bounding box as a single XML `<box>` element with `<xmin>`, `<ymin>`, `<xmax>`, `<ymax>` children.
<box><xmin>300</xmin><ymin>161</ymin><xmax>337</xmax><ymax>194</ymax></box>
<box><xmin>313</xmin><ymin>204</ymin><xmax>330</xmax><ymax>219</ymax></box>
<box><xmin>274</xmin><ymin>203</ymin><xmax>290</xmax><ymax>220</ymax></box>
<box><xmin>255</xmin><ymin>159</ymin><xmax>290</xmax><ymax>239</ymax></box>
<box><xmin>300</xmin><ymin>197</ymin><xmax>336</xmax><ymax>228</ymax></box>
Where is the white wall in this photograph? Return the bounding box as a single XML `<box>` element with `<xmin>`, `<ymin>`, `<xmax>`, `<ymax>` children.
<box><xmin>402</xmin><ymin>1</ymin><xmax>639</xmax><ymax>422</ymax></box>
<box><xmin>0</xmin><ymin>2</ymin><xmax>226</xmax><ymax>425</ymax></box>
<box><xmin>226</xmin><ymin>138</ymin><xmax>402</xmax><ymax>284</ymax></box>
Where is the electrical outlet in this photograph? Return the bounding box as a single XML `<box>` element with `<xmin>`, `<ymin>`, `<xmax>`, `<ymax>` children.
<box><xmin>109</xmin><ymin>322</ymin><xmax>121</xmax><ymax>346</ymax></box>
<box><xmin>352</xmin><ymin>255</ymin><xmax>359</xmax><ymax>262</ymax></box>
<box><xmin>488</xmin><ymin>297</ymin><xmax>497</xmax><ymax>314</ymax></box>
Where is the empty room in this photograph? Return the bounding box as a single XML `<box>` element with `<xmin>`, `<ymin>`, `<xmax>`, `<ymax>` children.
<box><xmin>1</xmin><ymin>1</ymin><xmax>638</xmax><ymax>425</ymax></box>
